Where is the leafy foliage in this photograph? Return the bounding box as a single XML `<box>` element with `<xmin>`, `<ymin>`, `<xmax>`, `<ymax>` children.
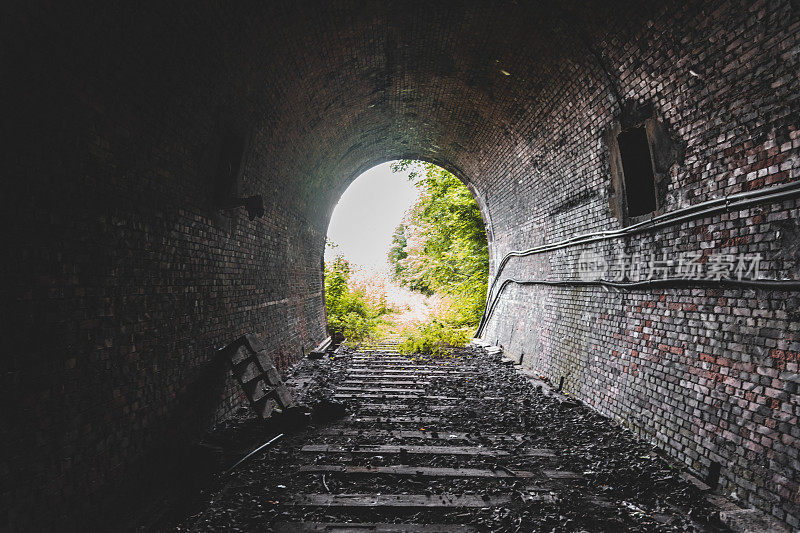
<box><xmin>388</xmin><ymin>160</ymin><xmax>489</xmax><ymax>326</ymax></box>
<box><xmin>387</xmin><ymin>222</ymin><xmax>411</xmax><ymax>289</ymax></box>
<box><xmin>324</xmin><ymin>255</ymin><xmax>388</xmax><ymax>344</ymax></box>
<box><xmin>397</xmin><ymin>319</ymin><xmax>471</xmax><ymax>356</ymax></box>
<box><xmin>388</xmin><ymin>160</ymin><xmax>489</xmax><ymax>354</ymax></box>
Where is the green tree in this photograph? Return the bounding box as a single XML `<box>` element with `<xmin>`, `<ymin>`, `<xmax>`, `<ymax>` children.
<box><xmin>387</xmin><ymin>222</ymin><xmax>409</xmax><ymax>285</ymax></box>
<box><xmin>388</xmin><ymin>160</ymin><xmax>489</xmax><ymax>327</ymax></box>
<box><xmin>324</xmin><ymin>254</ymin><xmax>387</xmax><ymax>343</ymax></box>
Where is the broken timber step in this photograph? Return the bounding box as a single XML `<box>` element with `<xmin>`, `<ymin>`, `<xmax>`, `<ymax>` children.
<box><xmin>351</xmin><ymin>361</ymin><xmax>468</xmax><ymax>365</ymax></box>
<box><xmin>543</xmin><ymin>469</ymin><xmax>585</xmax><ymax>480</ymax></box>
<box><xmin>346</xmin><ymin>373</ymin><xmax>475</xmax><ymax>379</ymax></box>
<box><xmin>345</xmin><ymin>374</ymin><xmax>473</xmax><ymax>381</ymax></box>
<box><xmin>286</xmin><ymin>490</ymin><xmax>556</xmax><ymax>509</ymax></box>
<box><xmin>348</xmin><ymin>364</ymin><xmax>475</xmax><ymax>370</ymax></box>
<box><xmin>355</xmin><ymin>403</ymin><xmax>487</xmax><ymax>412</ymax></box>
<box><xmin>335</xmin><ymin>387</ymin><xmax>427</xmax><ymax>394</ymax></box>
<box><xmin>351</xmin><ymin>360</ymin><xmax>410</xmax><ymax>364</ymax></box>
<box><xmin>348</xmin><ymin>416</ymin><xmax>442</xmax><ymax>424</ymax></box>
<box><xmin>317</xmin><ymin>429</ymin><xmax>526</xmax><ymax>441</ymax></box>
<box><xmin>298</xmin><ymin>464</ymin><xmax>538</xmax><ymax>478</ymax></box>
<box><xmin>350</xmin><ymin>359</ymin><xmax>411</xmax><ymax>364</ymax></box>
<box><xmin>347</xmin><ymin>369</ymin><xmax>476</xmax><ymax>376</ymax></box>
<box><xmin>335</xmin><ymin>393</ymin><xmax>503</xmax><ymax>401</ymax></box>
<box><xmin>340</xmin><ymin>380</ymin><xmax>431</xmax><ymax>386</ymax></box>
<box><xmin>333</xmin><ymin>394</ymin><xmax>462</xmax><ymax>401</ymax></box>
<box><xmin>218</xmin><ymin>334</ymin><xmax>293</xmax><ymax>418</ymax></box>
<box><xmin>273</xmin><ymin>523</ymin><xmax>477</xmax><ymax>533</ymax></box>
<box><xmin>351</xmin><ymin>356</ymin><xmax>412</xmax><ymax>361</ymax></box>
<box><xmin>337</xmin><ymin>394</ymin><xmax>504</xmax><ymax>402</ymax></box>
<box><xmin>308</xmin><ymin>336</ymin><xmax>333</xmax><ymax>358</ymax></box>
<box><xmin>300</xmin><ymin>444</ymin><xmax>556</xmax><ymax>457</ymax></box>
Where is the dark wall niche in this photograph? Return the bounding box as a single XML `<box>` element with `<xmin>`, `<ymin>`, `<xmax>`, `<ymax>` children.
<box><xmin>617</xmin><ymin>126</ymin><xmax>657</xmax><ymax>217</ymax></box>
<box><xmin>214</xmin><ymin>126</ymin><xmax>249</xmax><ymax>203</ymax></box>
<box><xmin>605</xmin><ymin>103</ymin><xmax>685</xmax><ymax>225</ymax></box>
<box><xmin>209</xmin><ymin>115</ymin><xmax>264</xmax><ymax>231</ymax></box>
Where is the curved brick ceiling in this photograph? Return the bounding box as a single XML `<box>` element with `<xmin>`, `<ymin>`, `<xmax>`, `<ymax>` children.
<box><xmin>11</xmin><ymin>0</ymin><xmax>639</xmax><ymax>219</ymax></box>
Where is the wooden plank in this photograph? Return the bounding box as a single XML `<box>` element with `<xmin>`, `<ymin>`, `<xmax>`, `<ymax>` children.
<box><xmin>348</xmin><ymin>363</ymin><xmax>472</xmax><ymax>368</ymax></box>
<box><xmin>338</xmin><ymin>394</ymin><xmax>503</xmax><ymax>402</ymax></box>
<box><xmin>347</xmin><ymin>370</ymin><xmax>476</xmax><ymax>376</ymax></box>
<box><xmin>345</xmin><ymin>374</ymin><xmax>466</xmax><ymax>380</ymax></box>
<box><xmin>336</xmin><ymin>387</ymin><xmax>427</xmax><ymax>394</ymax></box>
<box><xmin>340</xmin><ymin>380</ymin><xmax>430</xmax><ymax>387</ymax></box>
<box><xmin>273</xmin><ymin>523</ymin><xmax>477</xmax><ymax>533</ymax></box>
<box><xmin>228</xmin><ymin>344</ymin><xmax>250</xmax><ymax>366</ymax></box>
<box><xmin>286</xmin><ymin>493</ymin><xmax>511</xmax><ymax>509</ymax></box>
<box><xmin>236</xmin><ymin>360</ymin><xmax>262</xmax><ymax>383</ymax></box>
<box><xmin>301</xmin><ymin>444</ymin><xmax>508</xmax><ymax>456</ymax></box>
<box><xmin>244</xmin><ymin>378</ymin><xmax>269</xmax><ymax>402</ymax></box>
<box><xmin>348</xmin><ymin>365</ymin><xmax>471</xmax><ymax>371</ymax></box>
<box><xmin>301</xmin><ymin>444</ymin><xmax>556</xmax><ymax>458</ymax></box>
<box><xmin>252</xmin><ymin>395</ymin><xmax>278</xmax><ymax>418</ymax></box>
<box><xmin>351</xmin><ymin>359</ymin><xmax>410</xmax><ymax>362</ymax></box>
<box><xmin>317</xmin><ymin>429</ymin><xmax>525</xmax><ymax>441</ymax></box>
<box><xmin>356</xmin><ymin>403</ymin><xmax>463</xmax><ymax>412</ymax></box>
<box><xmin>272</xmin><ymin>384</ymin><xmax>294</xmax><ymax>408</ymax></box>
<box><xmin>351</xmin><ymin>357</ymin><xmax>412</xmax><ymax>361</ymax></box>
<box><xmin>286</xmin><ymin>491</ymin><xmax>555</xmax><ymax>509</ymax></box>
<box><xmin>543</xmin><ymin>469</ymin><xmax>584</xmax><ymax>480</ymax></box>
<box><xmin>317</xmin><ymin>429</ymin><xmax>456</xmax><ymax>438</ymax></box>
<box><xmin>333</xmin><ymin>394</ymin><xmax>461</xmax><ymax>400</ymax></box>
<box><xmin>521</xmin><ymin>448</ymin><xmax>557</xmax><ymax>457</ymax></box>
<box><xmin>261</xmin><ymin>363</ymin><xmax>283</xmax><ymax>386</ymax></box>
<box><xmin>298</xmin><ymin>464</ymin><xmax>537</xmax><ymax>478</ymax></box>
<box><xmin>347</xmin><ymin>416</ymin><xmax>441</xmax><ymax>424</ymax></box>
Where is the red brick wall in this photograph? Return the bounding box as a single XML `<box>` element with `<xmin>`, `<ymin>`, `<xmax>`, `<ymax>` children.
<box><xmin>481</xmin><ymin>1</ymin><xmax>800</xmax><ymax>525</ymax></box>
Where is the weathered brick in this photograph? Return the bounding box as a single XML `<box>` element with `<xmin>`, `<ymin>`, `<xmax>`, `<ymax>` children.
<box><xmin>3</xmin><ymin>0</ymin><xmax>799</xmax><ymax>530</ymax></box>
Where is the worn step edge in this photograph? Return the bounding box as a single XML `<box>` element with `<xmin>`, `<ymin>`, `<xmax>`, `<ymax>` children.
<box><xmin>346</xmin><ymin>416</ymin><xmax>442</xmax><ymax>424</ymax></box>
<box><xmin>338</xmin><ymin>380</ymin><xmax>428</xmax><ymax>386</ymax></box>
<box><xmin>272</xmin><ymin>523</ymin><xmax>477</xmax><ymax>533</ymax></box>
<box><xmin>336</xmin><ymin>387</ymin><xmax>427</xmax><ymax>394</ymax></box>
<box><xmin>297</xmin><ymin>464</ymin><xmax>538</xmax><ymax>478</ymax></box>
<box><xmin>285</xmin><ymin>490</ymin><xmax>556</xmax><ymax>508</ymax></box>
<box><xmin>334</xmin><ymin>394</ymin><xmax>503</xmax><ymax>401</ymax></box>
<box><xmin>317</xmin><ymin>429</ymin><xmax>526</xmax><ymax>441</ymax></box>
<box><xmin>355</xmin><ymin>403</ymin><xmax>496</xmax><ymax>412</ymax></box>
<box><xmin>300</xmin><ymin>444</ymin><xmax>556</xmax><ymax>457</ymax></box>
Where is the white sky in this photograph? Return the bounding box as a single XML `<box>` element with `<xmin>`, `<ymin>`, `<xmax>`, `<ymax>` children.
<box><xmin>325</xmin><ymin>161</ymin><xmax>420</xmax><ymax>272</ymax></box>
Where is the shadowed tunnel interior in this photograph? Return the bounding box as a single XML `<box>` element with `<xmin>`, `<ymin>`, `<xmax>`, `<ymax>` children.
<box><xmin>3</xmin><ymin>0</ymin><xmax>800</xmax><ymax>529</ymax></box>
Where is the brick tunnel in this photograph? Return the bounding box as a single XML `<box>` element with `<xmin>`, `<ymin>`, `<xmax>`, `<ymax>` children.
<box><xmin>4</xmin><ymin>0</ymin><xmax>800</xmax><ymax>530</ymax></box>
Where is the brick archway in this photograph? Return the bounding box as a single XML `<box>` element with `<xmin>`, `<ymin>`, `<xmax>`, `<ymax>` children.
<box><xmin>4</xmin><ymin>1</ymin><xmax>799</xmax><ymax>528</ymax></box>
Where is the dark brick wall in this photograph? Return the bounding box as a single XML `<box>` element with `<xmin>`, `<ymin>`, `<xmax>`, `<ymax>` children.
<box><xmin>2</xmin><ymin>3</ymin><xmax>329</xmax><ymax>529</ymax></box>
<box><xmin>2</xmin><ymin>0</ymin><xmax>798</xmax><ymax>528</ymax></box>
<box><xmin>482</xmin><ymin>0</ymin><xmax>800</xmax><ymax>525</ymax></box>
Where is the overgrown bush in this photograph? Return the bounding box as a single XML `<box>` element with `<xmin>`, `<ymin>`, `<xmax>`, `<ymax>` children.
<box><xmin>388</xmin><ymin>160</ymin><xmax>488</xmax><ymax>327</ymax></box>
<box><xmin>324</xmin><ymin>255</ymin><xmax>389</xmax><ymax>344</ymax></box>
<box><xmin>398</xmin><ymin>320</ymin><xmax>471</xmax><ymax>356</ymax></box>
<box><xmin>388</xmin><ymin>160</ymin><xmax>489</xmax><ymax>354</ymax></box>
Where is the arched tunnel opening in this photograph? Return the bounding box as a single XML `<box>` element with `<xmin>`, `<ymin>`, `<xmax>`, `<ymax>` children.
<box><xmin>323</xmin><ymin>160</ymin><xmax>490</xmax><ymax>351</ymax></box>
<box><xmin>3</xmin><ymin>1</ymin><xmax>800</xmax><ymax>530</ymax></box>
